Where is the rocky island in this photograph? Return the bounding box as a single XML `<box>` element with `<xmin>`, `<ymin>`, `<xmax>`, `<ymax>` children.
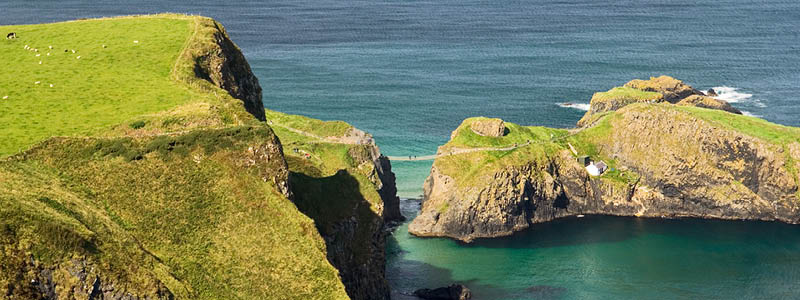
<box><xmin>410</xmin><ymin>76</ymin><xmax>800</xmax><ymax>242</ymax></box>
<box><xmin>1</xmin><ymin>15</ymin><xmax>399</xmax><ymax>299</ymax></box>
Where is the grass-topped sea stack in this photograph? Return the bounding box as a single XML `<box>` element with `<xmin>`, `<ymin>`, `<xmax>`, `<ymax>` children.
<box><xmin>1</xmin><ymin>15</ymin><xmax>400</xmax><ymax>299</ymax></box>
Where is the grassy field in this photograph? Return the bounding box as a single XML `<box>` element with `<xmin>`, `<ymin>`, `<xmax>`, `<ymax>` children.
<box><xmin>0</xmin><ymin>15</ymin><xmax>225</xmax><ymax>156</ymax></box>
<box><xmin>1</xmin><ymin>15</ymin><xmax>357</xmax><ymax>299</ymax></box>
<box><xmin>591</xmin><ymin>86</ymin><xmax>663</xmax><ymax>103</ymax></box>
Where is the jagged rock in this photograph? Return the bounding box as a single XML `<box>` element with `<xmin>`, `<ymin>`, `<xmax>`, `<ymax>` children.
<box><xmin>413</xmin><ymin>284</ymin><xmax>472</xmax><ymax>300</ymax></box>
<box><xmin>469</xmin><ymin>118</ymin><xmax>506</xmax><ymax>137</ymax></box>
<box><xmin>707</xmin><ymin>88</ymin><xmax>718</xmax><ymax>96</ymax></box>
<box><xmin>677</xmin><ymin>95</ymin><xmax>741</xmax><ymax>114</ymax></box>
<box><xmin>192</xmin><ymin>19</ymin><xmax>265</xmax><ymax>121</ymax></box>
<box><xmin>624</xmin><ymin>75</ymin><xmax>703</xmax><ymax>103</ymax></box>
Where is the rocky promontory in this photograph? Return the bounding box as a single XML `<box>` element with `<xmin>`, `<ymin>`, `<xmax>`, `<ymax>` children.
<box><xmin>410</xmin><ymin>77</ymin><xmax>800</xmax><ymax>242</ymax></box>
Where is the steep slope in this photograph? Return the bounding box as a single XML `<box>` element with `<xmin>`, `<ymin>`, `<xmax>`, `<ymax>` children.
<box><xmin>1</xmin><ymin>15</ymin><xmax>400</xmax><ymax>299</ymax></box>
<box><xmin>266</xmin><ymin>110</ymin><xmax>402</xmax><ymax>300</ymax></box>
<box><xmin>410</xmin><ymin>103</ymin><xmax>800</xmax><ymax>242</ymax></box>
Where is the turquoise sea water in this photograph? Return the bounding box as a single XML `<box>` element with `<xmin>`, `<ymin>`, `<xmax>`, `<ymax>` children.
<box><xmin>3</xmin><ymin>1</ymin><xmax>800</xmax><ymax>298</ymax></box>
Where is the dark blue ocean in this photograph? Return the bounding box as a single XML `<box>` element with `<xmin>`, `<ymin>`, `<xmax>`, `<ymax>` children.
<box><xmin>3</xmin><ymin>1</ymin><xmax>800</xmax><ymax>299</ymax></box>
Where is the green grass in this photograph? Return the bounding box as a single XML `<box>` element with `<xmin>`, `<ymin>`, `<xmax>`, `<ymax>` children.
<box><xmin>2</xmin><ymin>127</ymin><xmax>350</xmax><ymax>299</ymax></box>
<box><xmin>670</xmin><ymin>105</ymin><xmax>800</xmax><ymax>145</ymax></box>
<box><xmin>445</xmin><ymin>117</ymin><xmax>568</xmax><ymax>149</ymax></box>
<box><xmin>266</xmin><ymin>110</ymin><xmax>352</xmax><ymax>138</ymax></box>
<box><xmin>0</xmin><ymin>16</ymin><xmax>196</xmax><ymax>155</ymax></box>
<box><xmin>0</xmin><ymin>15</ymin><xmax>259</xmax><ymax>156</ymax></box>
<box><xmin>592</xmin><ymin>86</ymin><xmax>663</xmax><ymax>103</ymax></box>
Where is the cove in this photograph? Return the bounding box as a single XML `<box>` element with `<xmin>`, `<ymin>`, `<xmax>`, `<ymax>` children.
<box><xmin>388</xmin><ymin>199</ymin><xmax>800</xmax><ymax>299</ymax></box>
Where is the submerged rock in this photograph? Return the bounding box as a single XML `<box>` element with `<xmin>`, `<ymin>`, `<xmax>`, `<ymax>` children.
<box><xmin>414</xmin><ymin>284</ymin><xmax>472</xmax><ymax>300</ymax></box>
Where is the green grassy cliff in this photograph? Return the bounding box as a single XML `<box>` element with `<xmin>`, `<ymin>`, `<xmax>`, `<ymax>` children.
<box><xmin>1</xmin><ymin>15</ymin><xmax>398</xmax><ymax>299</ymax></box>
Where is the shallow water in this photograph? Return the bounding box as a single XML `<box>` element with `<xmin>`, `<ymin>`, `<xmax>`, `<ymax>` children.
<box><xmin>3</xmin><ymin>1</ymin><xmax>800</xmax><ymax>298</ymax></box>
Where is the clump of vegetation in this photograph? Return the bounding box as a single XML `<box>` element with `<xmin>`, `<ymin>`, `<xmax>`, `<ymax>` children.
<box><xmin>129</xmin><ymin>120</ymin><xmax>147</xmax><ymax>129</ymax></box>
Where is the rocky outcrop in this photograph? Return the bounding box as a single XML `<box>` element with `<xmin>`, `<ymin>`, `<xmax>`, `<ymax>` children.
<box><xmin>469</xmin><ymin>118</ymin><xmax>506</xmax><ymax>137</ymax></box>
<box><xmin>410</xmin><ymin>105</ymin><xmax>800</xmax><ymax>242</ymax></box>
<box><xmin>578</xmin><ymin>76</ymin><xmax>740</xmax><ymax>127</ymax></box>
<box><xmin>191</xmin><ymin>18</ymin><xmax>266</xmax><ymax>122</ymax></box>
<box><xmin>677</xmin><ymin>95</ymin><xmax>742</xmax><ymax>114</ymax></box>
<box><xmin>624</xmin><ymin>75</ymin><xmax>703</xmax><ymax>103</ymax></box>
<box><xmin>414</xmin><ymin>284</ymin><xmax>472</xmax><ymax>300</ymax></box>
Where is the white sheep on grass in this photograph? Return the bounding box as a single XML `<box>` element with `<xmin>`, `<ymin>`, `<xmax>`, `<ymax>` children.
<box><xmin>34</xmin><ymin>81</ymin><xmax>40</xmax><ymax>85</ymax></box>
<box><xmin>2</xmin><ymin>96</ymin><xmax>8</xmax><ymax>100</ymax></box>
<box><xmin>76</xmin><ymin>56</ymin><xmax>81</xmax><ymax>59</ymax></box>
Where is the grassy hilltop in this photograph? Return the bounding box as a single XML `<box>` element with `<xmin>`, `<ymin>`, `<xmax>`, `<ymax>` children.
<box><xmin>0</xmin><ymin>15</ymin><xmax>388</xmax><ymax>299</ymax></box>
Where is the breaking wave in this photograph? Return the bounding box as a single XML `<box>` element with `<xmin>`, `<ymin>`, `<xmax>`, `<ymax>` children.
<box><xmin>557</xmin><ymin>103</ymin><xmax>590</xmax><ymax>111</ymax></box>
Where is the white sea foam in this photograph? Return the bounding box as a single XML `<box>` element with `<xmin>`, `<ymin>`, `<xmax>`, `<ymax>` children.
<box><xmin>741</xmin><ymin>111</ymin><xmax>761</xmax><ymax>118</ymax></box>
<box><xmin>557</xmin><ymin>103</ymin><xmax>590</xmax><ymax>111</ymax></box>
<box><xmin>711</xmin><ymin>86</ymin><xmax>752</xmax><ymax>103</ymax></box>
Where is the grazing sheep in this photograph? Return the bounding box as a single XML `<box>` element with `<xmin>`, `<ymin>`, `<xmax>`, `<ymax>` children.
<box><xmin>102</xmin><ymin>44</ymin><xmax>107</xmax><ymax>48</ymax></box>
<box><xmin>48</xmin><ymin>45</ymin><xmax>52</xmax><ymax>49</ymax></box>
<box><xmin>2</xmin><ymin>96</ymin><xmax>8</xmax><ymax>100</ymax></box>
<box><xmin>35</xmin><ymin>54</ymin><xmax>40</xmax><ymax>57</ymax></box>
<box><xmin>133</xmin><ymin>40</ymin><xmax>139</xmax><ymax>43</ymax></box>
<box><xmin>38</xmin><ymin>61</ymin><xmax>42</xmax><ymax>64</ymax></box>
<box><xmin>35</xmin><ymin>81</ymin><xmax>40</xmax><ymax>85</ymax></box>
<box><xmin>47</xmin><ymin>53</ymin><xmax>50</xmax><ymax>56</ymax></box>
<box><xmin>71</xmin><ymin>49</ymin><xmax>75</xmax><ymax>53</ymax></box>
<box><xmin>76</xmin><ymin>56</ymin><xmax>81</xmax><ymax>59</ymax></box>
<box><xmin>49</xmin><ymin>84</ymin><xmax>54</xmax><ymax>88</ymax></box>
<box><xmin>6</xmin><ymin>32</ymin><xmax>16</xmax><ymax>39</ymax></box>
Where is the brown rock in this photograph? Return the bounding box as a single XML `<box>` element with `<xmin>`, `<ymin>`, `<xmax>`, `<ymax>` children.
<box><xmin>624</xmin><ymin>75</ymin><xmax>703</xmax><ymax>103</ymax></box>
<box><xmin>469</xmin><ymin>118</ymin><xmax>506</xmax><ymax>137</ymax></box>
<box><xmin>677</xmin><ymin>95</ymin><xmax>742</xmax><ymax>114</ymax></box>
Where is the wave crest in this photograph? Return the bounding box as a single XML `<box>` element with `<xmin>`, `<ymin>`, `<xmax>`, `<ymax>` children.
<box><xmin>557</xmin><ymin>103</ymin><xmax>590</xmax><ymax>111</ymax></box>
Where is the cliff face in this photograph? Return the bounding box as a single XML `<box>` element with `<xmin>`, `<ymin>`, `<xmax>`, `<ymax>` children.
<box><xmin>267</xmin><ymin>109</ymin><xmax>401</xmax><ymax>300</ymax></box>
<box><xmin>191</xmin><ymin>19</ymin><xmax>266</xmax><ymax>122</ymax></box>
<box><xmin>410</xmin><ymin>104</ymin><xmax>800</xmax><ymax>242</ymax></box>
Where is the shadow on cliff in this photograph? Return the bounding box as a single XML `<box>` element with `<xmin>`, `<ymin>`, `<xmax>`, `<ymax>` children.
<box><xmin>386</xmin><ymin>230</ymin><xmax>566</xmax><ymax>300</ymax></box>
<box><xmin>290</xmin><ymin>169</ymin><xmax>388</xmax><ymax>299</ymax></box>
